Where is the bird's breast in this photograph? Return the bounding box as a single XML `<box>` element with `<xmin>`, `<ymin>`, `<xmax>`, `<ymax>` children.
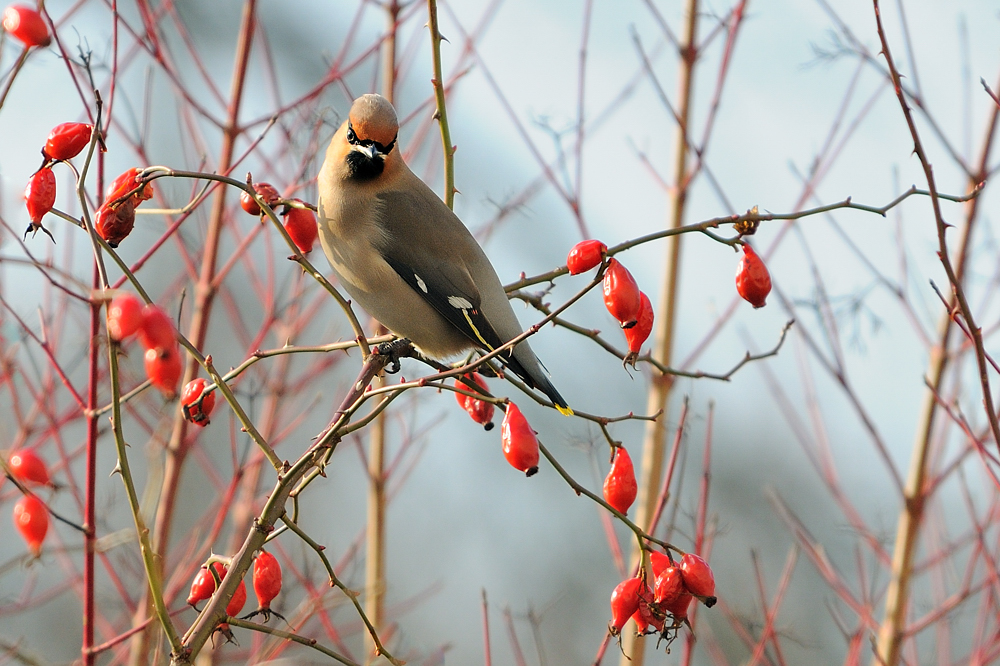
<box><xmin>316</xmin><ymin>183</ymin><xmax>471</xmax><ymax>358</ymax></box>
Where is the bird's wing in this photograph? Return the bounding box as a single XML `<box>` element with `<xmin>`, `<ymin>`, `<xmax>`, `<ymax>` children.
<box><xmin>374</xmin><ymin>189</ymin><xmax>511</xmax><ymax>357</ymax></box>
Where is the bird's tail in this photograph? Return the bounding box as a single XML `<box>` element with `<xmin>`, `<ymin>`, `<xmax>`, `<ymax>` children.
<box><xmin>505</xmin><ymin>350</ymin><xmax>573</xmax><ymax>416</ymax></box>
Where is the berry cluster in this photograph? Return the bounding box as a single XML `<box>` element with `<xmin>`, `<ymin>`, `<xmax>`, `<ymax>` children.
<box><xmin>239</xmin><ymin>181</ymin><xmax>319</xmax><ymax>254</ymax></box>
<box><xmin>567</xmin><ymin>240</ymin><xmax>656</xmax><ymax>366</ymax></box>
<box><xmin>19</xmin><ymin>119</ymin><xmax>162</xmax><ymax>250</ymax></box>
<box><xmin>7</xmin><ymin>448</ymin><xmax>53</xmax><ymax>557</ymax></box>
<box><xmin>186</xmin><ymin>549</ymin><xmax>284</xmax><ymax>636</ymax></box>
<box><xmin>95</xmin><ymin>168</ymin><xmax>155</xmax><ymax>248</ymax></box>
<box><xmin>609</xmin><ymin>551</ymin><xmax>717</xmax><ymax>648</ymax></box>
<box><xmin>108</xmin><ymin>292</ymin><xmax>219</xmax><ymax>424</ymax></box>
<box><xmin>445</xmin><ymin>242</ymin><xmax>653</xmax><ymax>487</ymax></box>
<box><xmin>107</xmin><ymin>293</ymin><xmax>183</xmax><ymax>397</ymax></box>
<box><xmin>23</xmin><ymin>121</ymin><xmax>95</xmax><ymax>239</ymax></box>
<box><xmin>452</xmin><ymin>376</ymin><xmax>539</xmax><ymax>476</ymax></box>
<box><xmin>186</xmin><ymin>562</ymin><xmax>246</xmax><ymax>638</ymax></box>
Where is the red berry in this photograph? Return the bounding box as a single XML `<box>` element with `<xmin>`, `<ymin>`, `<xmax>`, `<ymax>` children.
<box><xmin>106</xmin><ymin>168</ymin><xmax>153</xmax><ymax>207</ymax></box>
<box><xmin>455</xmin><ymin>373</ymin><xmax>494</xmax><ymax>430</ymax></box>
<box><xmin>466</xmin><ymin>393</ymin><xmax>495</xmax><ymax>430</ymax></box>
<box><xmin>624</xmin><ymin>292</ymin><xmax>654</xmax><ymax>355</ymax></box>
<box><xmin>44</xmin><ymin>122</ymin><xmax>93</xmax><ymax>161</ymax></box>
<box><xmin>185</xmin><ymin>561</ymin><xmax>246</xmax><ymax>618</ymax></box>
<box><xmin>653</xmin><ymin>567</ymin><xmax>684</xmax><ymax>606</ymax></box>
<box><xmin>137</xmin><ymin>304</ymin><xmax>176</xmax><ymax>350</ymax></box>
<box><xmin>679</xmin><ymin>552</ymin><xmax>716</xmax><ymax>600</ymax></box>
<box><xmin>735</xmin><ymin>243</ymin><xmax>771</xmax><ymax>309</ymax></box>
<box><xmin>256</xmin><ymin>182</ymin><xmax>280</xmax><ymax>205</ymax></box>
<box><xmin>181</xmin><ymin>377</ymin><xmax>216</xmax><ymax>427</ymax></box>
<box><xmin>239</xmin><ymin>191</ymin><xmax>259</xmax><ymax>215</ymax></box>
<box><xmin>282</xmin><ymin>202</ymin><xmax>318</xmax><ymax>253</ymax></box>
<box><xmin>609</xmin><ymin>577</ymin><xmax>643</xmax><ymax>635</ymax></box>
<box><xmin>663</xmin><ymin>590</ymin><xmax>693</xmax><ymax>621</ymax></box>
<box><xmin>144</xmin><ymin>346</ymin><xmax>182</xmax><ymax>397</ymax></box>
<box><xmin>3</xmin><ymin>5</ymin><xmax>49</xmax><ymax>47</ymax></box>
<box><xmin>94</xmin><ymin>199</ymin><xmax>136</xmax><ymax>248</ymax></box>
<box><xmin>632</xmin><ymin>588</ymin><xmax>663</xmax><ymax>634</ymax></box>
<box><xmin>24</xmin><ymin>167</ymin><xmax>56</xmax><ymax>224</ymax></box>
<box><xmin>632</xmin><ymin>581</ymin><xmax>663</xmax><ymax>634</ymax></box>
<box><xmin>253</xmin><ymin>550</ymin><xmax>282</xmax><ymax>610</ymax></box>
<box><xmin>602</xmin><ymin>446</ymin><xmax>637</xmax><ymax>515</ymax></box>
<box><xmin>240</xmin><ymin>182</ymin><xmax>280</xmax><ymax>215</ymax></box>
<box><xmin>187</xmin><ymin>562</ymin><xmax>225</xmax><ymax>606</ymax></box>
<box><xmin>603</xmin><ymin>258</ymin><xmax>641</xmax><ymax>328</ymax></box>
<box><xmin>107</xmin><ymin>292</ymin><xmax>144</xmax><ymax>341</ymax></box>
<box><xmin>226</xmin><ymin>577</ymin><xmax>248</xmax><ymax>618</ymax></box>
<box><xmin>454</xmin><ymin>377</ymin><xmax>471</xmax><ymax>410</ymax></box>
<box><xmin>13</xmin><ymin>494</ymin><xmax>48</xmax><ymax>557</ymax></box>
<box><xmin>106</xmin><ymin>169</ymin><xmax>136</xmax><ymax>202</ymax></box>
<box><xmin>8</xmin><ymin>448</ymin><xmax>50</xmax><ymax>486</ymax></box>
<box><xmin>650</xmin><ymin>550</ymin><xmax>670</xmax><ymax>579</ymax></box>
<box><xmin>566</xmin><ymin>239</ymin><xmax>607</xmax><ymax>275</ymax></box>
<box><xmin>500</xmin><ymin>402</ymin><xmax>539</xmax><ymax>476</ymax></box>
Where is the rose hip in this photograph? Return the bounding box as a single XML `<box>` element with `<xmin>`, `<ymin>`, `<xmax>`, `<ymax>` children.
<box><xmin>500</xmin><ymin>402</ymin><xmax>540</xmax><ymax>476</ymax></box>
<box><xmin>567</xmin><ymin>239</ymin><xmax>606</xmax><ymax>275</ymax></box>
<box><xmin>603</xmin><ymin>258</ymin><xmax>641</xmax><ymax>328</ymax></box>
<box><xmin>24</xmin><ymin>167</ymin><xmax>56</xmax><ymax>224</ymax></box>
<box><xmin>603</xmin><ymin>446</ymin><xmax>638</xmax><ymax>515</ymax></box>
<box><xmin>44</xmin><ymin>122</ymin><xmax>93</xmax><ymax>161</ymax></box>
<box><xmin>3</xmin><ymin>5</ymin><xmax>49</xmax><ymax>47</ymax></box>
<box><xmin>735</xmin><ymin>243</ymin><xmax>771</xmax><ymax>309</ymax></box>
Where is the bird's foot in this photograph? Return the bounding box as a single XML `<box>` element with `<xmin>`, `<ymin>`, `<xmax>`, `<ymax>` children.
<box><xmin>373</xmin><ymin>338</ymin><xmax>414</xmax><ymax>374</ymax></box>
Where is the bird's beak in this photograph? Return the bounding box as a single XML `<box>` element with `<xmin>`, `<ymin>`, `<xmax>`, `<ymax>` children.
<box><xmin>354</xmin><ymin>144</ymin><xmax>381</xmax><ymax>161</ymax></box>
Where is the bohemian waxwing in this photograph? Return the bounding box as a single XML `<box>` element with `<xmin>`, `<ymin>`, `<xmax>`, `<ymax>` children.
<box><xmin>317</xmin><ymin>93</ymin><xmax>570</xmax><ymax>414</ymax></box>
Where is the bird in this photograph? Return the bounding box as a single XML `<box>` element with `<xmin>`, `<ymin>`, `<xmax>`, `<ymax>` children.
<box><xmin>317</xmin><ymin>93</ymin><xmax>571</xmax><ymax>415</ymax></box>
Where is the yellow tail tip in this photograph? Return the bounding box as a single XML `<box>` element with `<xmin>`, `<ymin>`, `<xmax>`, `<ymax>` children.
<box><xmin>556</xmin><ymin>404</ymin><xmax>574</xmax><ymax>417</ymax></box>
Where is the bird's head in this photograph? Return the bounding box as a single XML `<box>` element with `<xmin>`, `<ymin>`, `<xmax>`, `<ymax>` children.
<box><xmin>340</xmin><ymin>93</ymin><xmax>398</xmax><ymax>181</ymax></box>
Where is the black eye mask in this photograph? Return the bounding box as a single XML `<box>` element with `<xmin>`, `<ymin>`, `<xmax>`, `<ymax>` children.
<box><xmin>347</xmin><ymin>122</ymin><xmax>397</xmax><ymax>155</ymax></box>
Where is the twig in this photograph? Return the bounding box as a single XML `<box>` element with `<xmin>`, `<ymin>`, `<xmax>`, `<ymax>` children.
<box><xmin>504</xmin><ymin>185</ymin><xmax>983</xmax><ymax>292</ymax></box>
<box><xmin>106</xmin><ymin>339</ymin><xmax>182</xmax><ymax>653</ymax></box>
<box><xmin>872</xmin><ymin>4</ymin><xmax>1000</xmax><ymax>664</ymax></box>
<box><xmin>225</xmin><ymin>617</ymin><xmax>361</xmax><ymax>666</ymax></box>
<box><xmin>872</xmin><ymin>5</ymin><xmax>999</xmax><ymax>450</ymax></box>
<box><xmin>537</xmin><ymin>438</ymin><xmax>681</xmax><ymax>557</ymax></box>
<box><xmin>981</xmin><ymin>77</ymin><xmax>1000</xmax><ymax>108</ymax></box>
<box><xmin>623</xmin><ymin>1</ymin><xmax>700</xmax><ymax>663</ymax></box>
<box><xmin>0</xmin><ymin>46</ymin><xmax>30</xmax><ymax>111</ymax></box>
<box><xmin>177</xmin><ymin>348</ymin><xmax>403</xmax><ymax>665</ymax></box>
<box><xmin>427</xmin><ymin>0</ymin><xmax>456</xmax><ymax>209</ymax></box>
<box><xmin>482</xmin><ymin>589</ymin><xmax>493</xmax><ymax>666</ymax></box>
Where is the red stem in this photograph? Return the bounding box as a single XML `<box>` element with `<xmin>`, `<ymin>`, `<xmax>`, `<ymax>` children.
<box><xmin>83</xmin><ymin>270</ymin><xmax>99</xmax><ymax>666</ymax></box>
<box><xmin>152</xmin><ymin>0</ymin><xmax>258</xmax><ymax>568</ymax></box>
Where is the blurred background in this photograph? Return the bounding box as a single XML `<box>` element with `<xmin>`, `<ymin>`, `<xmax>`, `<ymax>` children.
<box><xmin>2</xmin><ymin>0</ymin><xmax>999</xmax><ymax>664</ymax></box>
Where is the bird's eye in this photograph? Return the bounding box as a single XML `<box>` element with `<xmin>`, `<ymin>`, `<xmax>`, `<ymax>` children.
<box><xmin>346</xmin><ymin>125</ymin><xmax>358</xmax><ymax>144</ymax></box>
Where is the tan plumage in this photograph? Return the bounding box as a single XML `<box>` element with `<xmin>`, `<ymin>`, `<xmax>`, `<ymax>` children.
<box><xmin>317</xmin><ymin>93</ymin><xmax>570</xmax><ymax>413</ymax></box>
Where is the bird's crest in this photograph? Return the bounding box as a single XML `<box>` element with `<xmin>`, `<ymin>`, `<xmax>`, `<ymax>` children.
<box><xmin>348</xmin><ymin>94</ymin><xmax>399</xmax><ymax>150</ymax></box>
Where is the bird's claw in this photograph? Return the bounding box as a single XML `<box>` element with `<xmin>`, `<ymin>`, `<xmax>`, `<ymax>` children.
<box><xmin>374</xmin><ymin>338</ymin><xmax>413</xmax><ymax>374</ymax></box>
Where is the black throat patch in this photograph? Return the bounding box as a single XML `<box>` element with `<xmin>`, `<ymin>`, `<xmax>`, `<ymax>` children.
<box><xmin>346</xmin><ymin>151</ymin><xmax>385</xmax><ymax>181</ymax></box>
